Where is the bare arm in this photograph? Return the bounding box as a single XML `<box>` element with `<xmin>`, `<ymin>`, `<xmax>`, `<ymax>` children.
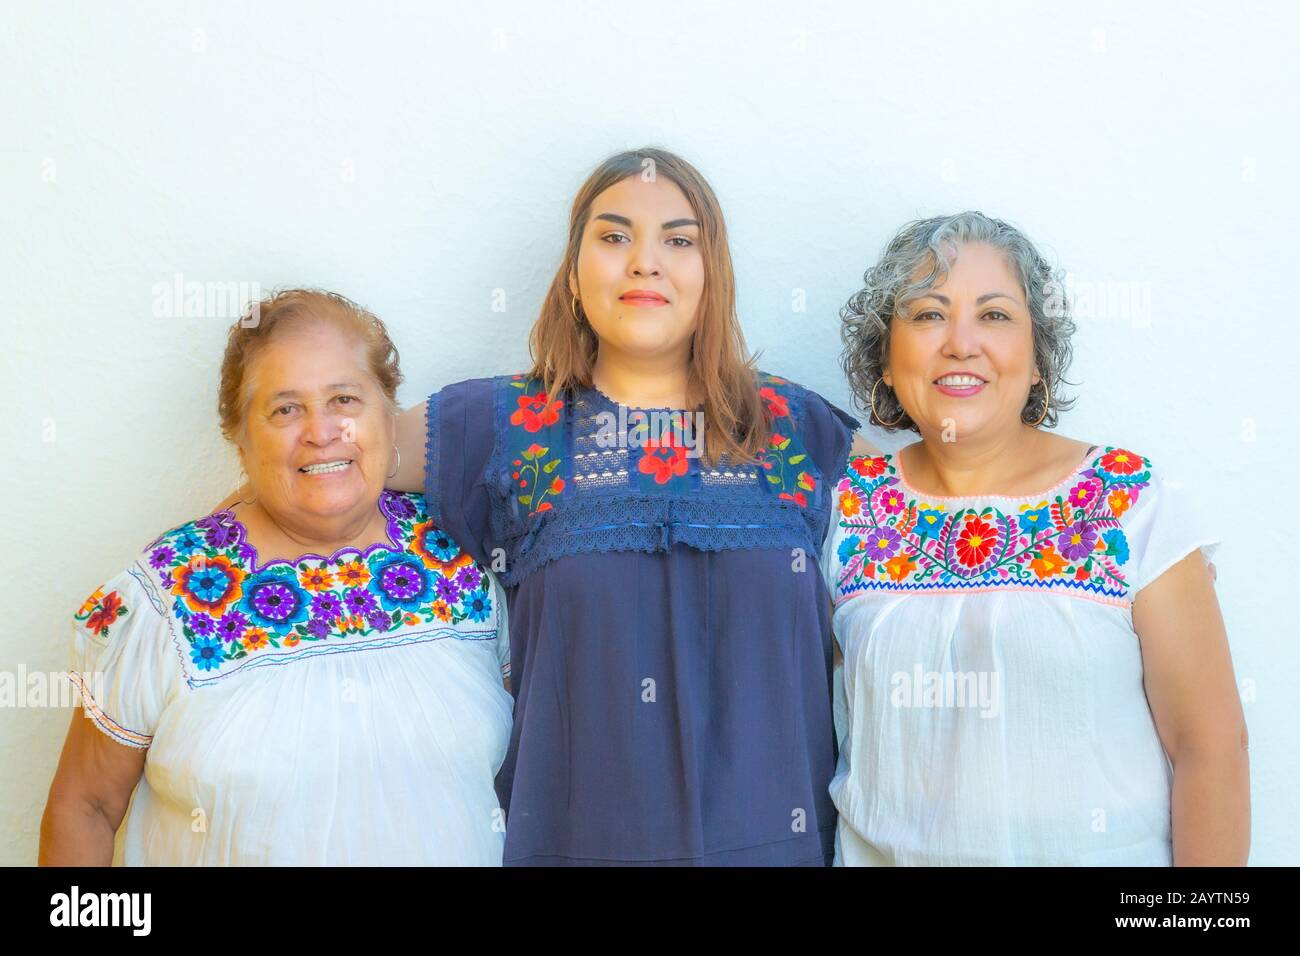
<box><xmin>1133</xmin><ymin>549</ymin><xmax>1249</xmax><ymax>865</ymax></box>
<box><xmin>39</xmin><ymin>709</ymin><xmax>146</xmax><ymax>865</ymax></box>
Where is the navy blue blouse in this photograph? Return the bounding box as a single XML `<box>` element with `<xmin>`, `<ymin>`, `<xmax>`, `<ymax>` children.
<box><xmin>425</xmin><ymin>371</ymin><xmax>859</xmax><ymax>865</ymax></box>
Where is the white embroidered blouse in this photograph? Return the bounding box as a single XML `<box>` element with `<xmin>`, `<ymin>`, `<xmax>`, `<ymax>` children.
<box><xmin>69</xmin><ymin>490</ymin><xmax>512</xmax><ymax>865</ymax></box>
<box><xmin>822</xmin><ymin>445</ymin><xmax>1221</xmax><ymax>866</ymax></box>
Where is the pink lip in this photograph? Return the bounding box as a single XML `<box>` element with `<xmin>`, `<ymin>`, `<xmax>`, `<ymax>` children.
<box><xmin>619</xmin><ymin>290</ymin><xmax>669</xmax><ymax>306</ymax></box>
<box><xmin>933</xmin><ymin>372</ymin><xmax>988</xmax><ymax>398</ymax></box>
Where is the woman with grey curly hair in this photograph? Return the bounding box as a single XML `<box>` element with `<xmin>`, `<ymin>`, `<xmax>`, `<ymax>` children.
<box><xmin>822</xmin><ymin>211</ymin><xmax>1248</xmax><ymax>866</ymax></box>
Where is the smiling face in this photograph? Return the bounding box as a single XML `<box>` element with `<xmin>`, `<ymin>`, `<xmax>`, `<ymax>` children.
<box><xmin>568</xmin><ymin>174</ymin><xmax>705</xmax><ymax>363</ymax></box>
<box><xmin>884</xmin><ymin>242</ymin><xmax>1040</xmax><ymax>441</ymax></box>
<box><xmin>237</xmin><ymin>321</ymin><xmax>395</xmax><ymax>530</ymax></box>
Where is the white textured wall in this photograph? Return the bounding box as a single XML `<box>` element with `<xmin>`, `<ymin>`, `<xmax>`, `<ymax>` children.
<box><xmin>2</xmin><ymin>0</ymin><xmax>1294</xmax><ymax>865</ymax></box>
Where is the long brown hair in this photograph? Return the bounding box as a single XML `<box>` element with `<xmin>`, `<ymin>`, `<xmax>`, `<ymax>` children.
<box><xmin>527</xmin><ymin>147</ymin><xmax>768</xmax><ymax>466</ymax></box>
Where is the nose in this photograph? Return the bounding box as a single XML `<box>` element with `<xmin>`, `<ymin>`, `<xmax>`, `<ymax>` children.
<box><xmin>628</xmin><ymin>237</ymin><xmax>662</xmax><ymax>278</ymax></box>
<box><xmin>941</xmin><ymin>307</ymin><xmax>983</xmax><ymax>361</ymax></box>
<box><xmin>301</xmin><ymin>406</ymin><xmax>342</xmax><ymax>447</ymax></box>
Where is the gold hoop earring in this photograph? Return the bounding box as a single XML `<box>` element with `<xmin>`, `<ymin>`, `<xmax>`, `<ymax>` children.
<box><xmin>387</xmin><ymin>445</ymin><xmax>401</xmax><ymax>480</ymax></box>
<box><xmin>1027</xmin><ymin>378</ymin><xmax>1052</xmax><ymax>427</ymax></box>
<box><xmin>869</xmin><ymin>378</ymin><xmax>905</xmax><ymax>427</ymax></box>
<box><xmin>571</xmin><ymin>295</ymin><xmax>584</xmax><ymax>323</ymax></box>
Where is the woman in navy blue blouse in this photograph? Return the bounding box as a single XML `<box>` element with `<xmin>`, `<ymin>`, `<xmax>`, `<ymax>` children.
<box><xmin>391</xmin><ymin>147</ymin><xmax>862</xmax><ymax>865</ymax></box>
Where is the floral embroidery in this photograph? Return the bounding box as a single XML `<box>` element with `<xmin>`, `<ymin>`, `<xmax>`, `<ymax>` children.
<box><xmin>753</xmin><ymin>375</ymin><xmax>817</xmax><ymax>509</ymax></box>
<box><xmin>505</xmin><ymin>377</ymin><xmax>568</xmax><ymax>517</ymax></box>
<box><xmin>501</xmin><ymin>371</ymin><xmax>826</xmax><ymax>519</ymax></box>
<box><xmin>76</xmin><ymin>588</ymin><xmax>128</xmax><ymax>638</ymax></box>
<box><xmin>638</xmin><ymin>431</ymin><xmax>691</xmax><ymax>484</ymax></box>
<box><xmin>833</xmin><ymin>447</ymin><xmax>1152</xmax><ymax>604</ymax></box>
<box><xmin>511</xmin><ymin>442</ymin><xmax>565</xmax><ymax>514</ymax></box>
<box><xmin>145</xmin><ymin>491</ymin><xmax>495</xmax><ymax>683</ymax></box>
<box><xmin>508</xmin><ymin>376</ymin><xmax>564</xmax><ymax>432</ymax></box>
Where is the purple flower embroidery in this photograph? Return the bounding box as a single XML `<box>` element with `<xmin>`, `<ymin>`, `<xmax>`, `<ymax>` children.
<box><xmin>456</xmin><ymin>565</ymin><xmax>482</xmax><ymax>592</ymax></box>
<box><xmin>189</xmin><ymin>614</ymin><xmax>215</xmax><ymax>636</ymax></box>
<box><xmin>216</xmin><ymin>610</ymin><xmax>249</xmax><ymax>642</ymax></box>
<box><xmin>379</xmin><ymin>563</ymin><xmax>424</xmax><ymax>602</ymax></box>
<box><xmin>1057</xmin><ymin>521</ymin><xmax>1097</xmax><ymax>561</ymax></box>
<box><xmin>434</xmin><ymin>575</ymin><xmax>462</xmax><ymax>604</ymax></box>
<box><xmin>382</xmin><ymin>491</ymin><xmax>417</xmax><ymax>520</ymax></box>
<box><xmin>251</xmin><ymin>582</ymin><xmax>299</xmax><ymax>623</ymax></box>
<box><xmin>149</xmin><ymin>545</ymin><xmax>176</xmax><ymax>570</ymax></box>
<box><xmin>305</xmin><ymin>616</ymin><xmax>333</xmax><ymax>639</ymax></box>
<box><xmin>344</xmin><ymin>588</ymin><xmax>378</xmax><ymax>616</ymax></box>
<box><xmin>367</xmin><ymin>610</ymin><xmax>392</xmax><ymax>632</ymax></box>
<box><xmin>196</xmin><ymin>513</ymin><xmax>240</xmax><ymax>549</ymax></box>
<box><xmin>864</xmin><ymin>526</ymin><xmax>902</xmax><ymax>561</ymax></box>
<box><xmin>311</xmin><ymin>592</ymin><xmax>343</xmax><ymax>620</ymax></box>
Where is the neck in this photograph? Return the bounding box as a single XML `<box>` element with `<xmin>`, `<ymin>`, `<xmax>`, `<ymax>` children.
<box><xmin>591</xmin><ymin>346</ymin><xmax>691</xmax><ymax>410</ymax></box>
<box><xmin>239</xmin><ymin>499</ymin><xmax>386</xmax><ymax>562</ymax></box>
<box><xmin>905</xmin><ymin>426</ymin><xmax>1047</xmax><ymax>498</ymax></box>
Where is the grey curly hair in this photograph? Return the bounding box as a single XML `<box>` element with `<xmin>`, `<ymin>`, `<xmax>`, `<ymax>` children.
<box><xmin>839</xmin><ymin>211</ymin><xmax>1077</xmax><ymax>432</ymax></box>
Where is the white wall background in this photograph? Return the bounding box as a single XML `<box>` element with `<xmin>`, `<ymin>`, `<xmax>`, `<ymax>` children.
<box><xmin>2</xmin><ymin>0</ymin><xmax>1295</xmax><ymax>865</ymax></box>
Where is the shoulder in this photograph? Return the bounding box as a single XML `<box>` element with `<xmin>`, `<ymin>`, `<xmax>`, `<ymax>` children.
<box><xmin>756</xmin><ymin>369</ymin><xmax>862</xmax><ymax>433</ymax></box>
<box><xmin>73</xmin><ymin>511</ymin><xmax>227</xmax><ymax>636</ymax></box>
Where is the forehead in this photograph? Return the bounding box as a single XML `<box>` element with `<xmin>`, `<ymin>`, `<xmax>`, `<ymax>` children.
<box><xmin>927</xmin><ymin>243</ymin><xmax>1023</xmax><ymax>294</ymax></box>
<box><xmin>245</xmin><ymin>322</ymin><xmax>370</xmax><ymax>396</ymax></box>
<box><xmin>589</xmin><ymin>174</ymin><xmax>695</xmax><ymax>223</ymax></box>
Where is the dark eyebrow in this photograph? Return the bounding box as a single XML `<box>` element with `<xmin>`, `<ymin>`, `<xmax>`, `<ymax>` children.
<box><xmin>593</xmin><ymin>213</ymin><xmax>700</xmax><ymax>230</ymax></box>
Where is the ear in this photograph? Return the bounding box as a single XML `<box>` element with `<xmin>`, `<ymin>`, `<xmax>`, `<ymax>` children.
<box><xmin>882</xmin><ymin>367</ymin><xmax>893</xmax><ymax>388</ymax></box>
<box><xmin>567</xmin><ymin>270</ymin><xmax>579</xmax><ymax>300</ymax></box>
<box><xmin>1031</xmin><ymin>367</ymin><xmax>1042</xmax><ymax>387</ymax></box>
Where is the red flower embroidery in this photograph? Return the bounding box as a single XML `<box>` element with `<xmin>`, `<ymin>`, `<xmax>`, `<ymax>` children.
<box><xmin>1099</xmin><ymin>448</ymin><xmax>1143</xmax><ymax>475</ymax></box>
<box><xmin>851</xmin><ymin>456</ymin><xmax>888</xmax><ymax>479</ymax></box>
<box><xmin>759</xmin><ymin>386</ymin><xmax>790</xmax><ymax>418</ymax></box>
<box><xmin>955</xmin><ymin>516</ymin><xmax>996</xmax><ymax>567</ymax></box>
<box><xmin>510</xmin><ymin>392</ymin><xmax>563</xmax><ymax>433</ymax></box>
<box><xmin>639</xmin><ymin>435</ymin><xmax>690</xmax><ymax>484</ymax></box>
<box><xmin>85</xmin><ymin>591</ymin><xmax>125</xmax><ymax>637</ymax></box>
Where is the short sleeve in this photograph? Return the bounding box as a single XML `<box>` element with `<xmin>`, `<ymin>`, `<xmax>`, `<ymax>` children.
<box><xmin>1123</xmin><ymin>472</ymin><xmax>1221</xmax><ymax>599</ymax></box>
<box><xmin>487</xmin><ymin>569</ymin><xmax>511</xmax><ymax>681</ymax></box>
<box><xmin>70</xmin><ymin>566</ymin><xmax>179</xmax><ymax>749</ymax></box>
<box><xmin>425</xmin><ymin>378</ymin><xmax>499</xmax><ymax>568</ymax></box>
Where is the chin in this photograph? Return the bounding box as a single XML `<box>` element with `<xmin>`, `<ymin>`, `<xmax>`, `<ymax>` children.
<box><xmin>296</xmin><ymin>482</ymin><xmax>373</xmax><ymax>516</ymax></box>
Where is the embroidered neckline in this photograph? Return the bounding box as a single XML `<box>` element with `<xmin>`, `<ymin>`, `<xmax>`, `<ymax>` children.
<box><xmin>139</xmin><ymin>490</ymin><xmax>497</xmax><ymax>686</ymax></box>
<box><xmin>832</xmin><ymin>446</ymin><xmax>1151</xmax><ymax>605</ymax></box>
<box><xmin>223</xmin><ymin>495</ymin><xmax>404</xmax><ymax>572</ymax></box>
<box><xmin>891</xmin><ymin>443</ymin><xmax>1099</xmax><ymax>503</ymax></box>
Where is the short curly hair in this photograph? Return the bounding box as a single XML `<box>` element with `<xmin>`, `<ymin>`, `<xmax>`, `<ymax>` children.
<box><xmin>218</xmin><ymin>289</ymin><xmax>403</xmax><ymax>443</ymax></box>
<box><xmin>840</xmin><ymin>211</ymin><xmax>1077</xmax><ymax>432</ymax></box>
